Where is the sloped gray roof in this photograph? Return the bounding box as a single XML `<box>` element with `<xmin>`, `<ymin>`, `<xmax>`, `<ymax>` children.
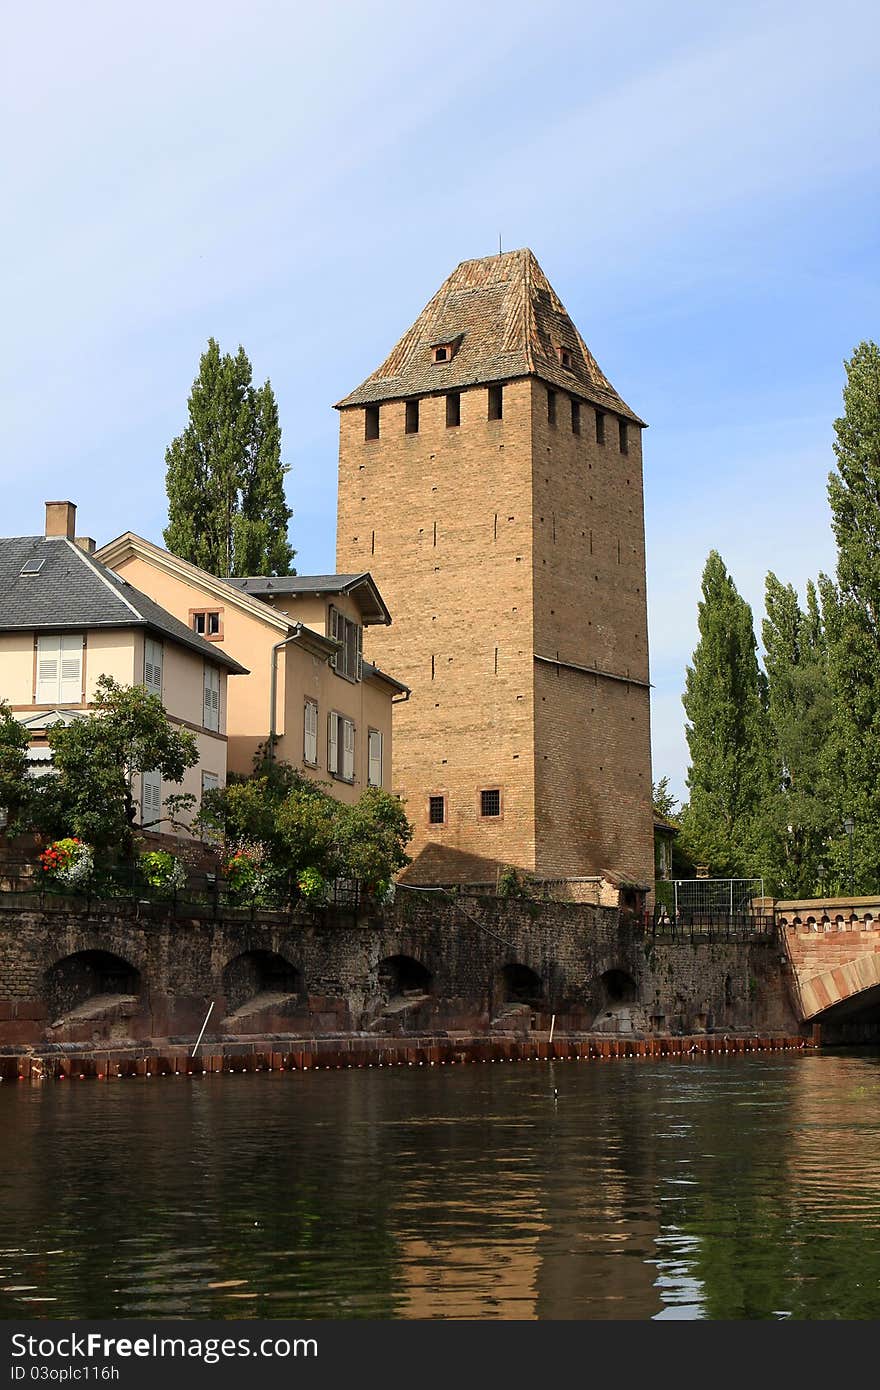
<box><xmin>0</xmin><ymin>536</ymin><xmax>247</xmax><ymax>673</ymax></box>
<box><xmin>335</xmin><ymin>248</ymin><xmax>644</xmax><ymax>424</ymax></box>
<box><xmin>227</xmin><ymin>571</ymin><xmax>391</xmax><ymax>625</ymax></box>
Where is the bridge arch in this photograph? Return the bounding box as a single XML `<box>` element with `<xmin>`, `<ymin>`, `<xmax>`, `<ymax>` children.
<box><xmin>500</xmin><ymin>963</ymin><xmax>544</xmax><ymax>1007</ymax></box>
<box><xmin>222</xmin><ymin>949</ymin><xmax>302</xmax><ymax>1016</ymax></box>
<box><xmin>45</xmin><ymin>950</ymin><xmax>141</xmax><ymax>1024</ymax></box>
<box><xmin>378</xmin><ymin>955</ymin><xmax>432</xmax><ymax>999</ymax></box>
<box><xmin>600</xmin><ymin>968</ymin><xmax>638</xmax><ymax>1005</ymax></box>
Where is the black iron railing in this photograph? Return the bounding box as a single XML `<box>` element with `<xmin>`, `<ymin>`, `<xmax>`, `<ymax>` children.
<box><xmin>0</xmin><ymin>859</ymin><xmax>363</xmax><ymax>920</ymax></box>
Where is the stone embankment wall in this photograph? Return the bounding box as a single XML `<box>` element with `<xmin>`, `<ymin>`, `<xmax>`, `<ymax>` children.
<box><xmin>0</xmin><ymin>891</ymin><xmax>798</xmax><ymax>1050</ymax></box>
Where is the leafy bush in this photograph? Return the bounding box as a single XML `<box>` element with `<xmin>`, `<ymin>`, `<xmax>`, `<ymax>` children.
<box><xmin>38</xmin><ymin>837</ymin><xmax>94</xmax><ymax>889</ymax></box>
<box><xmin>297</xmin><ymin>867</ymin><xmax>328</xmax><ymax>902</ymax></box>
<box><xmin>139</xmin><ymin>849</ymin><xmax>186</xmax><ymax>892</ymax></box>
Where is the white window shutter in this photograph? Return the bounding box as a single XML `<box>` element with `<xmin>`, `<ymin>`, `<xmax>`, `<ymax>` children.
<box><xmin>142</xmin><ymin>768</ymin><xmax>161</xmax><ymax>826</ymax></box>
<box><xmin>327</xmin><ymin>712</ymin><xmax>338</xmax><ymax>774</ymax></box>
<box><xmin>343</xmin><ymin>719</ymin><xmax>355</xmax><ymax>781</ymax></box>
<box><xmin>329</xmin><ymin>606</ymin><xmax>339</xmax><ymax>670</ymax></box>
<box><xmin>36</xmin><ymin>635</ymin><xmax>61</xmax><ymax>702</ymax></box>
<box><xmin>368</xmin><ymin>730</ymin><xmax>382</xmax><ymax>787</ymax></box>
<box><xmin>59</xmin><ymin>636</ymin><xmax>83</xmax><ymax>703</ymax></box>
<box><xmin>304</xmin><ymin>701</ymin><xmax>318</xmax><ymax>764</ymax></box>
<box><xmin>203</xmin><ymin>665</ymin><xmax>220</xmax><ymax>731</ymax></box>
<box><xmin>144</xmin><ymin>637</ymin><xmax>163</xmax><ymax>699</ymax></box>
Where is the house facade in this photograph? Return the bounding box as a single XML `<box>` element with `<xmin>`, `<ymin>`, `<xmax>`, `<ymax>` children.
<box><xmin>335</xmin><ymin>249</ymin><xmax>654</xmax><ymax>891</ymax></box>
<box><xmin>0</xmin><ymin>502</ymin><xmax>246</xmax><ymax>838</ymax></box>
<box><xmin>95</xmin><ymin>534</ymin><xmax>407</xmax><ymax>803</ymax></box>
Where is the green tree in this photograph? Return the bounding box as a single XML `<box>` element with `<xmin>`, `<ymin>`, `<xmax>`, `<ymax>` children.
<box><xmin>680</xmin><ymin>551</ymin><xmax>771</xmax><ymax>876</ymax></box>
<box><xmin>164</xmin><ymin>338</ymin><xmax>295</xmax><ymax>577</ymax></box>
<box><xmin>0</xmin><ymin>701</ymin><xmax>31</xmax><ymax>830</ymax></box>
<box><xmin>822</xmin><ymin>340</ymin><xmax>880</xmax><ymax>891</ymax></box>
<box><xmin>43</xmin><ymin>677</ymin><xmax>199</xmax><ymax>851</ymax></box>
<box><xmin>762</xmin><ymin>574</ymin><xmax>835</xmax><ymax>896</ymax></box>
<box><xmin>652</xmin><ymin>776</ymin><xmax>680</xmax><ymax>821</ymax></box>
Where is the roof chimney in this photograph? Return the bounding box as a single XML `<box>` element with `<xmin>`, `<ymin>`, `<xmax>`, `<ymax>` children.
<box><xmin>75</xmin><ymin>536</ymin><xmax>96</xmax><ymax>554</ymax></box>
<box><xmin>45</xmin><ymin>501</ymin><xmax>77</xmax><ymax>540</ymax></box>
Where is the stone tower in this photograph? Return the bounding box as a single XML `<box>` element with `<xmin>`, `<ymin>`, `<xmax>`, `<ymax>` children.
<box><xmin>336</xmin><ymin>249</ymin><xmax>653</xmax><ymax>891</ymax></box>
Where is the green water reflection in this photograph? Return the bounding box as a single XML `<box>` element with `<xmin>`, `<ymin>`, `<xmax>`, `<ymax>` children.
<box><xmin>1</xmin><ymin>1052</ymin><xmax>878</xmax><ymax>1319</ymax></box>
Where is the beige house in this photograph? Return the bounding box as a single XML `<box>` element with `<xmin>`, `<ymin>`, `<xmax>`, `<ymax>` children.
<box><xmin>95</xmin><ymin>532</ymin><xmax>408</xmax><ymax>803</ymax></box>
<box><xmin>0</xmin><ymin>502</ymin><xmax>246</xmax><ymax>838</ymax></box>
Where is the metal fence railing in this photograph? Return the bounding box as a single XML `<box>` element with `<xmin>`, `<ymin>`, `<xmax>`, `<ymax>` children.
<box><xmin>650</xmin><ymin>907</ymin><xmax>775</xmax><ymax>943</ymax></box>
<box><xmin>0</xmin><ymin>859</ymin><xmax>363</xmax><ymax>920</ymax></box>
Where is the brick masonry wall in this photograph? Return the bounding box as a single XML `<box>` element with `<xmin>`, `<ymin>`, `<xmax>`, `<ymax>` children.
<box><xmin>335</xmin><ymin>377</ymin><xmax>654</xmax><ymax>887</ymax></box>
<box><xmin>0</xmin><ymin>895</ymin><xmax>798</xmax><ymax>1047</ymax></box>
<box><xmin>337</xmin><ymin>382</ymin><xmax>538</xmax><ymax>876</ymax></box>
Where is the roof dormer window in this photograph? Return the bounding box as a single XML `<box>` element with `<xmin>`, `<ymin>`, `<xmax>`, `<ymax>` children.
<box><xmin>557</xmin><ymin>346</ymin><xmax>573</xmax><ymax>370</ymax></box>
<box><xmin>431</xmin><ymin>335</ymin><xmax>460</xmax><ymax>365</ymax></box>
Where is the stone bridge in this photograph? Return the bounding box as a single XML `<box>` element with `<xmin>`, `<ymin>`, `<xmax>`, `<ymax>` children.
<box><xmin>778</xmin><ymin>897</ymin><xmax>880</xmax><ymax>1035</ymax></box>
<box><xmin>0</xmin><ymin>890</ymin><xmax>797</xmax><ymax>1049</ymax></box>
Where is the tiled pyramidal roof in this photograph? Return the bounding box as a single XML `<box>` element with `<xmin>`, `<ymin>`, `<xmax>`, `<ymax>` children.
<box><xmin>336</xmin><ymin>248</ymin><xmax>643</xmax><ymax>423</ymax></box>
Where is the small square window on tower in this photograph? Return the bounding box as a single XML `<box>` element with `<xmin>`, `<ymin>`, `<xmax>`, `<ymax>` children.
<box><xmin>365</xmin><ymin>405</ymin><xmax>380</xmax><ymax>440</ymax></box>
<box><xmin>487</xmin><ymin>384</ymin><xmax>503</xmax><ymax>421</ymax></box>
<box><xmin>431</xmin><ymin>336</ymin><xmax>460</xmax><ymax>364</ymax></box>
<box><xmin>428</xmin><ymin>794</ymin><xmax>446</xmax><ymax>825</ymax></box>
<box><xmin>446</xmin><ymin>392</ymin><xmax>461</xmax><ymax>428</ymax></box>
<box><xmin>480</xmin><ymin>788</ymin><xmax>501</xmax><ymax>817</ymax></box>
<box><xmin>405</xmin><ymin>399</ymin><xmax>420</xmax><ymax>434</ymax></box>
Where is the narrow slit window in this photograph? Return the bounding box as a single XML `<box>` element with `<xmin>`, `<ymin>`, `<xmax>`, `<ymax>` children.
<box><xmin>487</xmin><ymin>384</ymin><xmax>503</xmax><ymax>420</ymax></box>
<box><xmin>446</xmin><ymin>392</ymin><xmax>461</xmax><ymax>428</ymax></box>
<box><xmin>619</xmin><ymin>418</ymin><xmax>629</xmax><ymax>454</ymax></box>
<box><xmin>365</xmin><ymin>405</ymin><xmax>380</xmax><ymax>440</ymax></box>
<box><xmin>547</xmin><ymin>389</ymin><xmax>556</xmax><ymax>425</ymax></box>
<box><xmin>595</xmin><ymin>410</ymin><xmax>605</xmax><ymax>445</ymax></box>
<box><xmin>571</xmin><ymin>399</ymin><xmax>580</xmax><ymax>435</ymax></box>
<box><xmin>405</xmin><ymin>399</ymin><xmax>419</xmax><ymax>434</ymax></box>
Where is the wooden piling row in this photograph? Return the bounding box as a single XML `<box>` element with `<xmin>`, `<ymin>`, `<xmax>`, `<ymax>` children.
<box><xmin>0</xmin><ymin>1032</ymin><xmax>814</xmax><ymax>1083</ymax></box>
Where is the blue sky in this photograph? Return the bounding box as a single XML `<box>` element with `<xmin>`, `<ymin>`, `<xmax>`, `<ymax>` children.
<box><xmin>3</xmin><ymin>1</ymin><xmax>878</xmax><ymax>798</ymax></box>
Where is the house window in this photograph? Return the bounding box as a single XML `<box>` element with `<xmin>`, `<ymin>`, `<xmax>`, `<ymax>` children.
<box><xmin>619</xmin><ymin>419</ymin><xmax>629</xmax><ymax>454</ymax></box>
<box><xmin>571</xmin><ymin>399</ymin><xmax>581</xmax><ymax>435</ymax></box>
<box><xmin>192</xmin><ymin>609</ymin><xmax>222</xmax><ymax>639</ymax></box>
<box><xmin>547</xmin><ymin>389</ymin><xmax>556</xmax><ymax>426</ymax></box>
<box><xmin>203</xmin><ymin>664</ymin><xmax>220</xmax><ymax>732</ymax></box>
<box><xmin>304</xmin><ymin>700</ymin><xmax>318</xmax><ymax>766</ymax></box>
<box><xmin>595</xmin><ymin>410</ymin><xmax>606</xmax><ymax>445</ymax></box>
<box><xmin>428</xmin><ymin>795</ymin><xmax>445</xmax><ymax>825</ymax></box>
<box><xmin>329</xmin><ymin>605</ymin><xmax>363</xmax><ymax>682</ymax></box>
<box><xmin>201</xmin><ymin>770</ymin><xmax>219</xmax><ymax>800</ymax></box>
<box><xmin>405</xmin><ymin>399</ymin><xmax>420</xmax><ymax>434</ymax></box>
<box><xmin>144</xmin><ymin>636</ymin><xmax>163</xmax><ymax>699</ymax></box>
<box><xmin>487</xmin><ymin>384</ymin><xmax>503</xmax><ymax>420</ymax></box>
<box><xmin>365</xmin><ymin>405</ymin><xmax>380</xmax><ymax>440</ymax></box>
<box><xmin>36</xmin><ymin>634</ymin><xmax>83</xmax><ymax>704</ymax></box>
<box><xmin>557</xmin><ymin>346</ymin><xmax>573</xmax><ymax>369</ymax></box>
<box><xmin>328</xmin><ymin>712</ymin><xmax>355</xmax><ymax>782</ymax></box>
<box><xmin>446</xmin><ymin>392</ymin><xmax>461</xmax><ymax>428</ymax></box>
<box><xmin>141</xmin><ymin>768</ymin><xmax>162</xmax><ymax>828</ymax></box>
<box><xmin>368</xmin><ymin>729</ymin><xmax>383</xmax><ymax>787</ymax></box>
<box><xmin>480</xmin><ymin>788</ymin><xmax>501</xmax><ymax>818</ymax></box>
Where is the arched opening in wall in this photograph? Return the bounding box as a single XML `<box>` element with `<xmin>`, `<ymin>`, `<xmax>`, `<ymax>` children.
<box><xmin>600</xmin><ymin>969</ymin><xmax>637</xmax><ymax>1004</ymax></box>
<box><xmin>45</xmin><ymin>950</ymin><xmax>141</xmax><ymax>1025</ymax></box>
<box><xmin>501</xmin><ymin>963</ymin><xmax>545</xmax><ymax>1007</ymax></box>
<box><xmin>222</xmin><ymin>950</ymin><xmax>302</xmax><ymax>1019</ymax></box>
<box><xmin>378</xmin><ymin>955</ymin><xmax>432</xmax><ymax>1001</ymax></box>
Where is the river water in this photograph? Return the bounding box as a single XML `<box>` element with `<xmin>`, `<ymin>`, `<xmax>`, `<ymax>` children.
<box><xmin>1</xmin><ymin>1051</ymin><xmax>879</xmax><ymax>1320</ymax></box>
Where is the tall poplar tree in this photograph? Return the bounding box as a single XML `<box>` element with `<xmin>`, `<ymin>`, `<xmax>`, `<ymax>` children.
<box><xmin>681</xmin><ymin>551</ymin><xmax>771</xmax><ymax>876</ymax></box>
<box><xmin>762</xmin><ymin>574</ymin><xmax>834</xmax><ymax>896</ymax></box>
<box><xmin>822</xmin><ymin>340</ymin><xmax>880</xmax><ymax>890</ymax></box>
<box><xmin>164</xmin><ymin>338</ymin><xmax>295</xmax><ymax>577</ymax></box>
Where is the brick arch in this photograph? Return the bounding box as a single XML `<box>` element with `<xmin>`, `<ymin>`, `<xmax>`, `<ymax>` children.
<box><xmin>797</xmin><ymin>952</ymin><xmax>880</xmax><ymax>1019</ymax></box>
